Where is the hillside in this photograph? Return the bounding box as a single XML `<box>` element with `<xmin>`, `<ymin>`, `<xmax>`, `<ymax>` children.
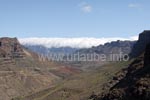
<box><xmin>89</xmin><ymin>31</ymin><xmax>150</xmax><ymax>100</ymax></box>
<box><xmin>15</xmin><ymin>40</ymin><xmax>136</xmax><ymax>99</ymax></box>
<box><xmin>1</xmin><ymin>31</ymin><xmax>149</xmax><ymax>100</ymax></box>
<box><xmin>0</xmin><ymin>37</ymin><xmax>80</xmax><ymax>100</ymax></box>
<box><xmin>15</xmin><ymin>61</ymin><xmax>130</xmax><ymax>100</ymax></box>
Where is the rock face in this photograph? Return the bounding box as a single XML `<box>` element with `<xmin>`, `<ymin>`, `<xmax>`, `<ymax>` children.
<box><xmin>90</xmin><ymin>31</ymin><xmax>150</xmax><ymax>100</ymax></box>
<box><xmin>77</xmin><ymin>40</ymin><xmax>135</xmax><ymax>55</ymax></box>
<box><xmin>131</xmin><ymin>30</ymin><xmax>150</xmax><ymax>58</ymax></box>
<box><xmin>144</xmin><ymin>43</ymin><xmax>150</xmax><ymax>66</ymax></box>
<box><xmin>0</xmin><ymin>37</ymin><xmax>24</xmax><ymax>58</ymax></box>
<box><xmin>0</xmin><ymin>37</ymin><xmax>80</xmax><ymax>100</ymax></box>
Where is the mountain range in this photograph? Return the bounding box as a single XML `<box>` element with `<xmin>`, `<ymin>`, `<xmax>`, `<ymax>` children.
<box><xmin>0</xmin><ymin>30</ymin><xmax>149</xmax><ymax>100</ymax></box>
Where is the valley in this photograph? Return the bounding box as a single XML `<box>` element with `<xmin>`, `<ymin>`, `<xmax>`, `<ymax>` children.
<box><xmin>1</xmin><ymin>1</ymin><xmax>150</xmax><ymax>100</ymax></box>
<box><xmin>0</xmin><ymin>30</ymin><xmax>149</xmax><ymax>100</ymax></box>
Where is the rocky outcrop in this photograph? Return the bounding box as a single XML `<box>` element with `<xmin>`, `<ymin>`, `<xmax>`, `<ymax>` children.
<box><xmin>144</xmin><ymin>43</ymin><xmax>150</xmax><ymax>66</ymax></box>
<box><xmin>89</xmin><ymin>31</ymin><xmax>150</xmax><ymax>100</ymax></box>
<box><xmin>0</xmin><ymin>37</ymin><xmax>24</xmax><ymax>58</ymax></box>
<box><xmin>0</xmin><ymin>37</ymin><xmax>81</xmax><ymax>100</ymax></box>
<box><xmin>131</xmin><ymin>30</ymin><xmax>150</xmax><ymax>58</ymax></box>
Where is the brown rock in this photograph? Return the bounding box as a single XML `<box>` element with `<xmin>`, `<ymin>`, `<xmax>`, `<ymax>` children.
<box><xmin>0</xmin><ymin>37</ymin><xmax>24</xmax><ymax>58</ymax></box>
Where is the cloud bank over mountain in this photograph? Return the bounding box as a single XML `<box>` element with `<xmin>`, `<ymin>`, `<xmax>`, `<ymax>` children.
<box><xmin>19</xmin><ymin>36</ymin><xmax>138</xmax><ymax>48</ymax></box>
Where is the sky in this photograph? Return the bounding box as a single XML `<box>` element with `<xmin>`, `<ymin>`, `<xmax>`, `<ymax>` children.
<box><xmin>0</xmin><ymin>0</ymin><xmax>150</xmax><ymax>38</ymax></box>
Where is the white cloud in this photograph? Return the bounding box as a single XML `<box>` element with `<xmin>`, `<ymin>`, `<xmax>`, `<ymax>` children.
<box><xmin>79</xmin><ymin>2</ymin><xmax>92</xmax><ymax>13</ymax></box>
<box><xmin>128</xmin><ymin>3</ymin><xmax>141</xmax><ymax>8</ymax></box>
<box><xmin>19</xmin><ymin>36</ymin><xmax>138</xmax><ymax>48</ymax></box>
<box><xmin>130</xmin><ymin>36</ymin><xmax>138</xmax><ymax>40</ymax></box>
<box><xmin>81</xmin><ymin>5</ymin><xmax>92</xmax><ymax>13</ymax></box>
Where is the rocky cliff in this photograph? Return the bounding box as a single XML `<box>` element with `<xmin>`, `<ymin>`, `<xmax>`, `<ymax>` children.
<box><xmin>89</xmin><ymin>31</ymin><xmax>150</xmax><ymax>100</ymax></box>
<box><xmin>131</xmin><ymin>30</ymin><xmax>150</xmax><ymax>58</ymax></box>
<box><xmin>144</xmin><ymin>43</ymin><xmax>150</xmax><ymax>67</ymax></box>
<box><xmin>0</xmin><ymin>37</ymin><xmax>24</xmax><ymax>58</ymax></box>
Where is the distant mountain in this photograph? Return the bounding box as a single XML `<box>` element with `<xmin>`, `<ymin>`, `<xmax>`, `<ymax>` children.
<box><xmin>75</xmin><ymin>40</ymin><xmax>136</xmax><ymax>61</ymax></box>
<box><xmin>78</xmin><ymin>40</ymin><xmax>135</xmax><ymax>54</ymax></box>
<box><xmin>22</xmin><ymin>40</ymin><xmax>136</xmax><ymax>71</ymax></box>
<box><xmin>23</xmin><ymin>40</ymin><xmax>136</xmax><ymax>62</ymax></box>
<box><xmin>23</xmin><ymin>45</ymin><xmax>79</xmax><ymax>55</ymax></box>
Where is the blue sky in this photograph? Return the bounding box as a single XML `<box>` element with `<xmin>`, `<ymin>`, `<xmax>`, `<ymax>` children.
<box><xmin>0</xmin><ymin>0</ymin><xmax>150</xmax><ymax>38</ymax></box>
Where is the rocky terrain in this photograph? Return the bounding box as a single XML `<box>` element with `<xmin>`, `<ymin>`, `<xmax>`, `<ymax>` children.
<box><xmin>131</xmin><ymin>30</ymin><xmax>150</xmax><ymax>58</ymax></box>
<box><xmin>0</xmin><ymin>37</ymin><xmax>24</xmax><ymax>58</ymax></box>
<box><xmin>89</xmin><ymin>30</ymin><xmax>150</xmax><ymax>100</ymax></box>
<box><xmin>0</xmin><ymin>37</ymin><xmax>80</xmax><ymax>100</ymax></box>
<box><xmin>0</xmin><ymin>30</ymin><xmax>149</xmax><ymax>100</ymax></box>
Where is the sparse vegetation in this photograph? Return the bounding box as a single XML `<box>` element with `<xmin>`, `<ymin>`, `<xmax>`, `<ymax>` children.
<box><xmin>18</xmin><ymin>61</ymin><xmax>130</xmax><ymax>100</ymax></box>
